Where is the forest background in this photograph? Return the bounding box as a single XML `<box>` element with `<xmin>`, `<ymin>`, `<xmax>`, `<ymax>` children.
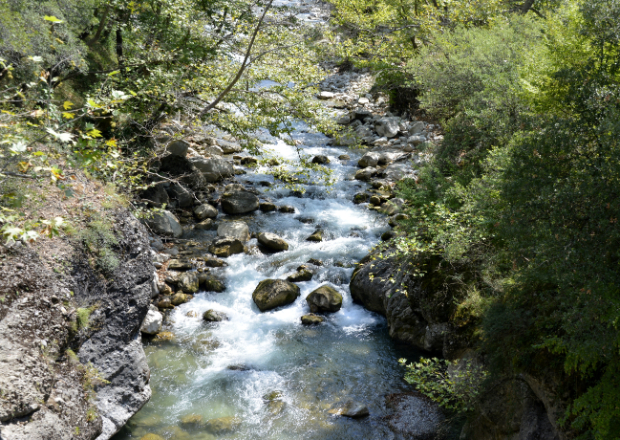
<box><xmin>1</xmin><ymin>0</ymin><xmax>619</xmax><ymax>439</ymax></box>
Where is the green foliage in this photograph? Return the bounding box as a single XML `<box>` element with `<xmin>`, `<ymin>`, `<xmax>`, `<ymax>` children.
<box><xmin>77</xmin><ymin>216</ymin><xmax>119</xmax><ymax>274</ymax></box>
<box><xmin>390</xmin><ymin>1</ymin><xmax>620</xmax><ymax>438</ymax></box>
<box><xmin>76</xmin><ymin>304</ymin><xmax>98</xmax><ymax>330</ymax></box>
<box><xmin>400</xmin><ymin>357</ymin><xmax>488</xmax><ymax>413</ymax></box>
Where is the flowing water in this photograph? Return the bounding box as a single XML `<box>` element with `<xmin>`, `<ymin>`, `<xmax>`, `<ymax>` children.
<box><xmin>114</xmin><ymin>4</ymin><xmax>421</xmax><ymax>438</ymax></box>
<box><xmin>113</xmin><ymin>121</ymin><xmax>422</xmax><ymax>440</ymax></box>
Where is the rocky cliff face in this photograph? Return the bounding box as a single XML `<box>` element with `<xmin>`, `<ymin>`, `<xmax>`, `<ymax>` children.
<box><xmin>350</xmin><ymin>249</ymin><xmax>567</xmax><ymax>440</ymax></box>
<box><xmin>0</xmin><ymin>211</ymin><xmax>153</xmax><ymax>440</ymax></box>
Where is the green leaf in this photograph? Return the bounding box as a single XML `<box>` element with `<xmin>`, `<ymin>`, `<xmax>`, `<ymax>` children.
<box><xmin>44</xmin><ymin>15</ymin><xmax>63</xmax><ymax>23</ymax></box>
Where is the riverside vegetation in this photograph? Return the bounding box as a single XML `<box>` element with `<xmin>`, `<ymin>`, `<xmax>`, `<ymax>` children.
<box><xmin>1</xmin><ymin>0</ymin><xmax>619</xmax><ymax>439</ymax></box>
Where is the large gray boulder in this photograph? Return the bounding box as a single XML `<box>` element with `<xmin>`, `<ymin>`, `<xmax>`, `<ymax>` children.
<box><xmin>375</xmin><ymin>117</ymin><xmax>401</xmax><ymax>138</ymax></box>
<box><xmin>358</xmin><ymin>152</ymin><xmax>380</xmax><ymax>168</ymax></box>
<box><xmin>252</xmin><ymin>279</ymin><xmax>300</xmax><ymax>312</ymax></box>
<box><xmin>218</xmin><ymin>221</ymin><xmax>250</xmax><ymax>242</ymax></box>
<box><xmin>190</xmin><ymin>157</ymin><xmax>234</xmax><ymax>182</ymax></box>
<box><xmin>257</xmin><ymin>232</ymin><xmax>289</xmax><ymax>251</ymax></box>
<box><xmin>159</xmin><ymin>154</ymin><xmax>206</xmax><ymax>190</ymax></box>
<box><xmin>306</xmin><ymin>285</ymin><xmax>342</xmax><ymax>313</ymax></box>
<box><xmin>177</xmin><ymin>271</ymin><xmax>199</xmax><ymax>294</ymax></box>
<box><xmin>221</xmin><ymin>191</ymin><xmax>259</xmax><ymax>215</ymax></box>
<box><xmin>166</xmin><ymin>182</ymin><xmax>193</xmax><ymax>209</ymax></box>
<box><xmin>167</xmin><ymin>139</ymin><xmax>189</xmax><ymax>157</ymax></box>
<box><xmin>146</xmin><ymin>210</ymin><xmax>183</xmax><ymax>238</ymax></box>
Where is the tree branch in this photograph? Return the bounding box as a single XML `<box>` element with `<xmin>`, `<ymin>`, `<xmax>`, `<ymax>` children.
<box><xmin>194</xmin><ymin>0</ymin><xmax>274</xmax><ymax>121</ymax></box>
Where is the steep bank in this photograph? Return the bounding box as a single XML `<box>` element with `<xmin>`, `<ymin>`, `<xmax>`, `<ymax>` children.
<box><xmin>0</xmin><ymin>211</ymin><xmax>154</xmax><ymax>440</ymax></box>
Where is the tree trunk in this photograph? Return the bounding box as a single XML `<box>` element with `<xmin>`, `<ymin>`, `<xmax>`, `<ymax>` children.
<box><xmin>521</xmin><ymin>0</ymin><xmax>536</xmax><ymax>14</ymax></box>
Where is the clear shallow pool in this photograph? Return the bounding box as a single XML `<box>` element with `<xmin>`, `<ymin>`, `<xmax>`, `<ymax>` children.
<box><xmin>114</xmin><ymin>122</ymin><xmax>421</xmax><ymax>440</ymax></box>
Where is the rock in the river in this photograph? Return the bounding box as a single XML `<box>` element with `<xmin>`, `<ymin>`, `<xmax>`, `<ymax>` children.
<box><xmin>306</xmin><ymin>229</ymin><xmax>323</xmax><ymax>242</ymax></box>
<box><xmin>195</xmin><ymin>218</ymin><xmax>215</xmax><ymax>230</ymax></box>
<box><xmin>252</xmin><ymin>279</ymin><xmax>300</xmax><ymax>312</ymax></box>
<box><xmin>218</xmin><ymin>221</ymin><xmax>251</xmax><ymax>242</ymax></box>
<box><xmin>306</xmin><ymin>285</ymin><xmax>342</xmax><ymax>313</ymax></box>
<box><xmin>358</xmin><ymin>152</ymin><xmax>380</xmax><ymax>168</ymax></box>
<box><xmin>286</xmin><ymin>269</ymin><xmax>313</xmax><ymax>282</ymax></box>
<box><xmin>190</xmin><ymin>157</ymin><xmax>234</xmax><ymax>182</ymax></box>
<box><xmin>339</xmin><ymin>154</ymin><xmax>351</xmax><ymax>160</ymax></box>
<box><xmin>257</xmin><ymin>232</ymin><xmax>289</xmax><ymax>251</ymax></box>
<box><xmin>203</xmin><ymin>310</ymin><xmax>229</xmax><ymax>322</ymax></box>
<box><xmin>375</xmin><ymin>117</ymin><xmax>401</xmax><ymax>138</ymax></box>
<box><xmin>179</xmin><ymin>414</ymin><xmax>203</xmax><ymax>428</ymax></box>
<box><xmin>199</xmin><ymin>273</ymin><xmax>226</xmax><ymax>292</ymax></box>
<box><xmin>312</xmin><ymin>155</ymin><xmax>330</xmax><ymax>164</ymax></box>
<box><xmin>171</xmin><ymin>292</ymin><xmax>191</xmax><ymax>306</ymax></box>
<box><xmin>301</xmin><ymin>314</ymin><xmax>324</xmax><ymax>325</ymax></box>
<box><xmin>386</xmin><ymin>393</ymin><xmax>444</xmax><ymax>439</ymax></box>
<box><xmin>221</xmin><ymin>190</ymin><xmax>259</xmax><ymax>214</ymax></box>
<box><xmin>194</xmin><ymin>203</ymin><xmax>218</xmax><ymax>220</ymax></box>
<box><xmin>354</xmin><ymin>167</ymin><xmax>376</xmax><ymax>181</ymax></box>
<box><xmin>209</xmin><ymin>237</ymin><xmax>244</xmax><ymax>258</ymax></box>
<box><xmin>260</xmin><ymin>201</ymin><xmax>277</xmax><ymax>212</ymax></box>
<box><xmin>278</xmin><ymin>205</ymin><xmax>295</xmax><ymax>213</ymax></box>
<box><xmin>146</xmin><ymin>210</ymin><xmax>183</xmax><ymax>238</ymax></box>
<box><xmin>177</xmin><ymin>272</ymin><xmax>199</xmax><ymax>294</ymax></box>
<box><xmin>203</xmin><ymin>416</ymin><xmax>242</xmax><ymax>434</ymax></box>
<box><xmin>201</xmin><ymin>255</ymin><xmax>227</xmax><ymax>267</ymax></box>
<box><xmin>140</xmin><ymin>306</ymin><xmax>163</xmax><ymax>335</ymax></box>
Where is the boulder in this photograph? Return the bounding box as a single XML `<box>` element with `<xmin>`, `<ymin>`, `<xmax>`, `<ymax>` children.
<box><xmin>358</xmin><ymin>152</ymin><xmax>380</xmax><ymax>168</ymax></box>
<box><xmin>218</xmin><ymin>221</ymin><xmax>251</xmax><ymax>242</ymax></box>
<box><xmin>203</xmin><ymin>416</ymin><xmax>242</xmax><ymax>434</ymax></box>
<box><xmin>221</xmin><ymin>191</ymin><xmax>259</xmax><ymax>215</ymax></box>
<box><xmin>389</xmin><ymin>213</ymin><xmax>410</xmax><ymax>227</ymax></box>
<box><xmin>240</xmin><ymin>156</ymin><xmax>258</xmax><ymax>165</ymax></box>
<box><xmin>252</xmin><ymin>279</ymin><xmax>300</xmax><ymax>312</ymax></box>
<box><xmin>306</xmin><ymin>285</ymin><xmax>342</xmax><ymax>313</ymax></box>
<box><xmin>209</xmin><ymin>237</ymin><xmax>244</xmax><ymax>258</ymax></box>
<box><xmin>353</xmin><ymin>193</ymin><xmax>368</xmax><ymax>204</ymax></box>
<box><xmin>177</xmin><ymin>272</ymin><xmax>199</xmax><ymax>294</ymax></box>
<box><xmin>369</xmin><ymin>195</ymin><xmax>382</xmax><ymax>206</ymax></box>
<box><xmin>198</xmin><ymin>273</ymin><xmax>226</xmax><ymax>292</ymax></box>
<box><xmin>194</xmin><ymin>203</ymin><xmax>218</xmax><ymax>220</ymax></box>
<box><xmin>260</xmin><ymin>201</ymin><xmax>277</xmax><ymax>212</ymax></box>
<box><xmin>167</xmin><ymin>140</ymin><xmax>189</xmax><ymax>157</ymax></box>
<box><xmin>201</xmin><ymin>255</ymin><xmax>226</xmax><ymax>267</ymax></box>
<box><xmin>339</xmin><ymin>154</ymin><xmax>351</xmax><ymax>160</ymax></box>
<box><xmin>408</xmin><ymin>135</ymin><xmax>426</xmax><ymax>145</ymax></box>
<box><xmin>306</xmin><ymin>230</ymin><xmax>323</xmax><ymax>242</ymax></box>
<box><xmin>140</xmin><ymin>306</ymin><xmax>163</xmax><ymax>335</ymax></box>
<box><xmin>278</xmin><ymin>205</ymin><xmax>295</xmax><ymax>213</ymax></box>
<box><xmin>312</xmin><ymin>155</ymin><xmax>330</xmax><ymax>164</ymax></box>
<box><xmin>146</xmin><ymin>210</ymin><xmax>183</xmax><ymax>238</ymax></box>
<box><xmin>408</xmin><ymin>121</ymin><xmax>426</xmax><ymax>135</ymax></box>
<box><xmin>190</xmin><ymin>157</ymin><xmax>234</xmax><ymax>182</ymax></box>
<box><xmin>383</xmin><ymin>198</ymin><xmax>405</xmax><ymax>216</ymax></box>
<box><xmin>257</xmin><ymin>232</ymin><xmax>289</xmax><ymax>252</ymax></box>
<box><xmin>203</xmin><ymin>310</ymin><xmax>229</xmax><ymax>322</ymax></box>
<box><xmin>179</xmin><ymin>414</ymin><xmax>203</xmax><ymax>428</ymax></box>
<box><xmin>354</xmin><ymin>167</ymin><xmax>376</xmax><ymax>181</ymax></box>
<box><xmin>167</xmin><ymin>260</ymin><xmax>192</xmax><ymax>271</ymax></box>
<box><xmin>286</xmin><ymin>269</ymin><xmax>313</xmax><ymax>282</ymax></box>
<box><xmin>217</xmin><ymin>139</ymin><xmax>242</xmax><ymax>154</ymax></box>
<box><xmin>375</xmin><ymin>117</ymin><xmax>401</xmax><ymax>138</ymax></box>
<box><xmin>301</xmin><ymin>314</ymin><xmax>324</xmax><ymax>325</ymax></box>
<box><xmin>195</xmin><ymin>219</ymin><xmax>215</xmax><ymax>230</ymax></box>
<box><xmin>171</xmin><ymin>292</ymin><xmax>191</xmax><ymax>306</ymax></box>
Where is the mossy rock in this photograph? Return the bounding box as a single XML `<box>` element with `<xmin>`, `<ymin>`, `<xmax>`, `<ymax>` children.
<box><xmin>203</xmin><ymin>416</ymin><xmax>242</xmax><ymax>434</ymax></box>
<box><xmin>153</xmin><ymin>331</ymin><xmax>175</xmax><ymax>343</ymax></box>
<box><xmin>199</xmin><ymin>274</ymin><xmax>225</xmax><ymax>292</ymax></box>
<box><xmin>306</xmin><ymin>285</ymin><xmax>342</xmax><ymax>313</ymax></box>
<box><xmin>301</xmin><ymin>313</ymin><xmax>324</xmax><ymax>325</ymax></box>
<box><xmin>266</xmin><ymin>400</ymin><xmax>286</xmax><ymax>416</ymax></box>
<box><xmin>179</xmin><ymin>414</ymin><xmax>203</xmax><ymax>428</ymax></box>
<box><xmin>252</xmin><ymin>279</ymin><xmax>300</xmax><ymax>312</ymax></box>
<box><xmin>171</xmin><ymin>292</ymin><xmax>191</xmax><ymax>306</ymax></box>
<box><xmin>306</xmin><ymin>229</ymin><xmax>323</xmax><ymax>242</ymax></box>
<box><xmin>286</xmin><ymin>269</ymin><xmax>313</xmax><ymax>282</ymax></box>
<box><xmin>158</xmin><ymin>426</ymin><xmax>191</xmax><ymax>440</ymax></box>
